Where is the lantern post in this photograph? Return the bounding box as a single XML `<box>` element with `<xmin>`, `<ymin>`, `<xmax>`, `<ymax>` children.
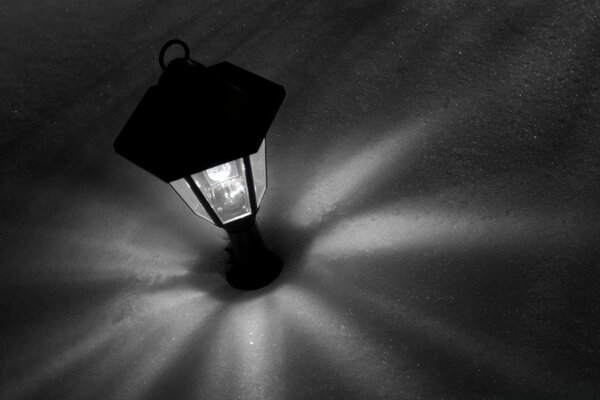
<box><xmin>114</xmin><ymin>40</ymin><xmax>285</xmax><ymax>290</ymax></box>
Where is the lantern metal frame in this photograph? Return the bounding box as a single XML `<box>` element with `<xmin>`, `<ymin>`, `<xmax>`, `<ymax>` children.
<box><xmin>174</xmin><ymin>150</ymin><xmax>264</xmax><ymax>229</ymax></box>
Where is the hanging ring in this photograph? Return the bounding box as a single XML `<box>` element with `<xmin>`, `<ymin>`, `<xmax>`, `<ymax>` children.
<box><xmin>159</xmin><ymin>39</ymin><xmax>191</xmax><ymax>71</ymax></box>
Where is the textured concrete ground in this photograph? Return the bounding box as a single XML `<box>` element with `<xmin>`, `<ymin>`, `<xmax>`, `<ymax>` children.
<box><xmin>1</xmin><ymin>1</ymin><xmax>600</xmax><ymax>399</ymax></box>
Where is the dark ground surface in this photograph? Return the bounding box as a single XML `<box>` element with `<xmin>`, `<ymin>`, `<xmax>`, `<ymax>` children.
<box><xmin>1</xmin><ymin>1</ymin><xmax>600</xmax><ymax>399</ymax></box>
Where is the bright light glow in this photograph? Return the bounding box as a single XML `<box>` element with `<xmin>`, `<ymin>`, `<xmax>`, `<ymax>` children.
<box><xmin>1</xmin><ymin>222</ymin><xmax>193</xmax><ymax>284</ymax></box>
<box><xmin>195</xmin><ymin>297</ymin><xmax>285</xmax><ymax>400</ymax></box>
<box><xmin>205</xmin><ymin>163</ymin><xmax>232</xmax><ymax>183</ymax></box>
<box><xmin>170</xmin><ymin>160</ymin><xmax>252</xmax><ymax>224</ymax></box>
<box><xmin>290</xmin><ymin>118</ymin><xmax>436</xmax><ymax>228</ymax></box>
<box><xmin>170</xmin><ymin>142</ymin><xmax>266</xmax><ymax>224</ymax></box>
<box><xmin>111</xmin><ymin>294</ymin><xmax>218</xmax><ymax>400</ymax></box>
<box><xmin>229</xmin><ymin>299</ymin><xmax>281</xmax><ymax>400</ymax></box>
<box><xmin>193</xmin><ymin>160</ymin><xmax>252</xmax><ymax>224</ymax></box>
<box><xmin>307</xmin><ymin>202</ymin><xmax>566</xmax><ymax>259</ymax></box>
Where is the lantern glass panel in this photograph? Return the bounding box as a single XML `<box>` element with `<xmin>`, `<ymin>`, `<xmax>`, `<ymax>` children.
<box><xmin>170</xmin><ymin>178</ymin><xmax>212</xmax><ymax>222</ymax></box>
<box><xmin>250</xmin><ymin>140</ymin><xmax>267</xmax><ymax>206</ymax></box>
<box><xmin>192</xmin><ymin>158</ymin><xmax>252</xmax><ymax>224</ymax></box>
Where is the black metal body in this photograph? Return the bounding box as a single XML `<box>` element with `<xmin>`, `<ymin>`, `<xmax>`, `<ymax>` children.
<box><xmin>114</xmin><ymin>50</ymin><xmax>285</xmax><ymax>183</ymax></box>
<box><xmin>225</xmin><ymin>217</ymin><xmax>282</xmax><ymax>290</ymax></box>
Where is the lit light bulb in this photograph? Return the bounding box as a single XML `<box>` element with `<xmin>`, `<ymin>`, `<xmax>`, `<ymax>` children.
<box><xmin>211</xmin><ymin>180</ymin><xmax>247</xmax><ymax>213</ymax></box>
<box><xmin>205</xmin><ymin>163</ymin><xmax>232</xmax><ymax>183</ymax></box>
<box><xmin>197</xmin><ymin>160</ymin><xmax>251</xmax><ymax>223</ymax></box>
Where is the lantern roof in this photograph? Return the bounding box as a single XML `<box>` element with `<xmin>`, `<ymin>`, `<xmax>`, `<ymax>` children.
<box><xmin>114</xmin><ymin>52</ymin><xmax>285</xmax><ymax>182</ymax></box>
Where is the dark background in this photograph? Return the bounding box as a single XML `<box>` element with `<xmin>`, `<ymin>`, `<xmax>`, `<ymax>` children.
<box><xmin>1</xmin><ymin>1</ymin><xmax>600</xmax><ymax>399</ymax></box>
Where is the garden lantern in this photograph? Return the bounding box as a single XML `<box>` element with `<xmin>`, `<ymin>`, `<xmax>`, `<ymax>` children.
<box><xmin>114</xmin><ymin>40</ymin><xmax>285</xmax><ymax>290</ymax></box>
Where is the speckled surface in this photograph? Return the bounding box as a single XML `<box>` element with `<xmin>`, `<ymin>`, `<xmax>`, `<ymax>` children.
<box><xmin>1</xmin><ymin>1</ymin><xmax>600</xmax><ymax>399</ymax></box>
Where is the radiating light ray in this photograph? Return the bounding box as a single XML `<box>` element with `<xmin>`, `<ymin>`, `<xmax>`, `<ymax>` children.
<box><xmin>230</xmin><ymin>298</ymin><xmax>282</xmax><ymax>400</ymax></box>
<box><xmin>112</xmin><ymin>296</ymin><xmax>220</xmax><ymax>400</ymax></box>
<box><xmin>275</xmin><ymin>285</ymin><xmax>416</xmax><ymax>399</ymax></box>
<box><xmin>1</xmin><ymin>222</ymin><xmax>192</xmax><ymax>284</ymax></box>
<box><xmin>195</xmin><ymin>297</ymin><xmax>285</xmax><ymax>400</ymax></box>
<box><xmin>234</xmin><ymin>302</ymin><xmax>272</xmax><ymax>399</ymax></box>
<box><xmin>285</xmin><ymin>7</ymin><xmax>591</xmax><ymax>234</ymax></box>
<box><xmin>306</xmin><ymin>278</ymin><xmax>594</xmax><ymax>396</ymax></box>
<box><xmin>1</xmin><ymin>172</ymin><xmax>224</xmax><ymax>285</ymax></box>
<box><xmin>308</xmin><ymin>202</ymin><xmax>582</xmax><ymax>259</ymax></box>
<box><xmin>290</xmin><ymin>117</ymin><xmax>437</xmax><ymax>228</ymax></box>
<box><xmin>1</xmin><ymin>289</ymin><xmax>202</xmax><ymax>400</ymax></box>
<box><xmin>2</xmin><ymin>288</ymin><xmax>142</xmax><ymax>373</ymax></box>
<box><xmin>64</xmin><ymin>317</ymin><xmax>177</xmax><ymax>399</ymax></box>
<box><xmin>190</xmin><ymin>306</ymin><xmax>239</xmax><ymax>400</ymax></box>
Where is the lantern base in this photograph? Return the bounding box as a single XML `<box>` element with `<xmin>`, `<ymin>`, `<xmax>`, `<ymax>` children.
<box><xmin>225</xmin><ymin>249</ymin><xmax>282</xmax><ymax>290</ymax></box>
<box><xmin>225</xmin><ymin>220</ymin><xmax>282</xmax><ymax>290</ymax></box>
